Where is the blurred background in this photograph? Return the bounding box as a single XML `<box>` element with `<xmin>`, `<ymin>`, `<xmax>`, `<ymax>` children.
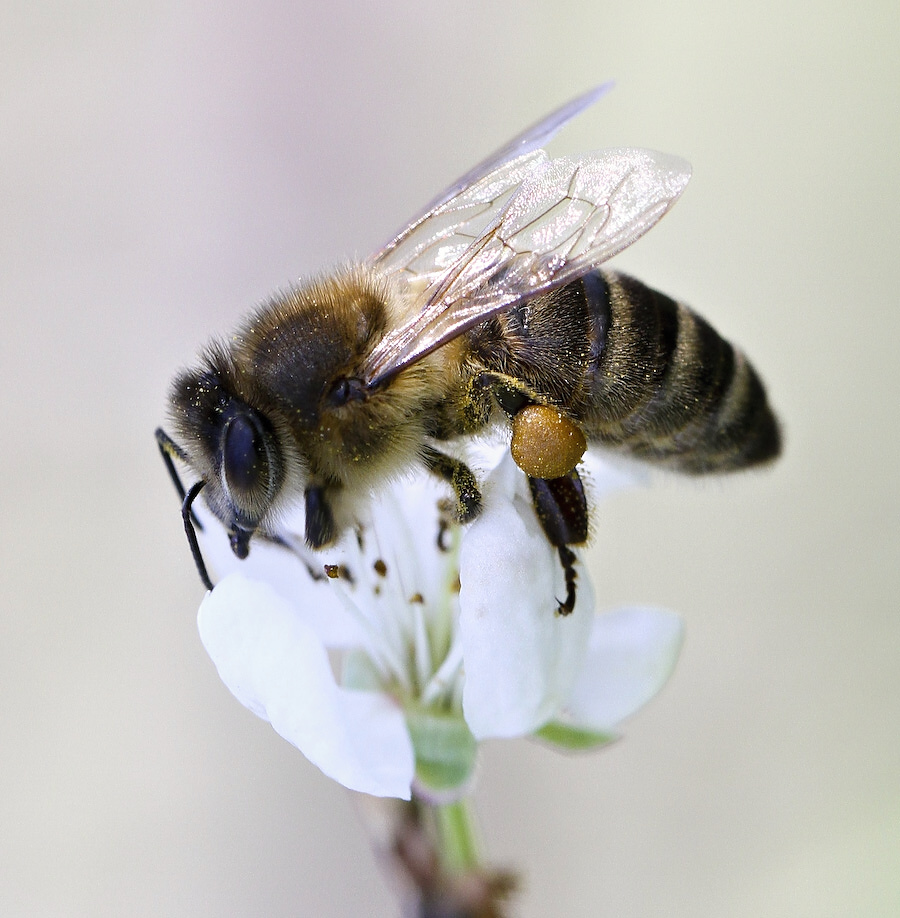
<box><xmin>2</xmin><ymin>2</ymin><xmax>898</xmax><ymax>915</ymax></box>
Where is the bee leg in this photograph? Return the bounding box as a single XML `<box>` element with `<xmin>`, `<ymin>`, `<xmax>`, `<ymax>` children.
<box><xmin>489</xmin><ymin>377</ymin><xmax>534</xmax><ymax>418</ymax></box>
<box><xmin>556</xmin><ymin>547</ymin><xmax>578</xmax><ymax>617</ymax></box>
<box><xmin>421</xmin><ymin>446</ymin><xmax>482</xmax><ymax>523</ymax></box>
<box><xmin>304</xmin><ymin>485</ymin><xmax>337</xmax><ymax>548</ymax></box>
<box><xmin>528</xmin><ymin>470</ymin><xmax>588</xmax><ymax>616</ymax></box>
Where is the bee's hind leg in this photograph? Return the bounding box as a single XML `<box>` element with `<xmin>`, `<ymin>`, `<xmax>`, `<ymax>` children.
<box><xmin>421</xmin><ymin>445</ymin><xmax>482</xmax><ymax>524</ymax></box>
<box><xmin>528</xmin><ymin>470</ymin><xmax>589</xmax><ymax>616</ymax></box>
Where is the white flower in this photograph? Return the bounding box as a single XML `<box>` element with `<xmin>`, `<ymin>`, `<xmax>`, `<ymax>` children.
<box><xmin>196</xmin><ymin>451</ymin><xmax>684</xmax><ymax>799</ymax></box>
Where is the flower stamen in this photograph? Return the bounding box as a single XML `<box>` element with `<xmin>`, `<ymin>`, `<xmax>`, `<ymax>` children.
<box><xmin>421</xmin><ymin>635</ymin><xmax>464</xmax><ymax>708</ymax></box>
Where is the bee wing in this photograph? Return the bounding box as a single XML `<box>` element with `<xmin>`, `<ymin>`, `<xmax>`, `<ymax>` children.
<box><xmin>362</xmin><ymin>147</ymin><xmax>691</xmax><ymax>385</ymax></box>
<box><xmin>371</xmin><ymin>150</ymin><xmax>550</xmax><ymax>292</ymax></box>
<box><xmin>373</xmin><ymin>83</ymin><xmax>614</xmax><ymax>275</ymax></box>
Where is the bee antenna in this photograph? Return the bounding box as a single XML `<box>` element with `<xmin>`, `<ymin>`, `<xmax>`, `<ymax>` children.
<box><xmin>182</xmin><ymin>481</ymin><xmax>215</xmax><ymax>592</ymax></box>
<box><xmin>156</xmin><ymin>427</ymin><xmax>204</xmax><ymax>532</ymax></box>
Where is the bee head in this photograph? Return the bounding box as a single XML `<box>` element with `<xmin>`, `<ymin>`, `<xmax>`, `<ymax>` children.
<box><xmin>231</xmin><ymin>270</ymin><xmax>432</xmax><ymax>487</ymax></box>
<box><xmin>168</xmin><ymin>361</ymin><xmax>286</xmax><ymax>560</ymax></box>
<box><xmin>164</xmin><ymin>268</ymin><xmax>437</xmax><ymax>577</ymax></box>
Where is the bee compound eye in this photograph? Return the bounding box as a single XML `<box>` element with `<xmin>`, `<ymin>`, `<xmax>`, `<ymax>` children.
<box><xmin>222</xmin><ymin>413</ymin><xmax>271</xmax><ymax>504</ymax></box>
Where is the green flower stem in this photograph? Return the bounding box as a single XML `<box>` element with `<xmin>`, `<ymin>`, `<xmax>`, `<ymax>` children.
<box><xmin>430</xmin><ymin>796</ymin><xmax>481</xmax><ymax>874</ymax></box>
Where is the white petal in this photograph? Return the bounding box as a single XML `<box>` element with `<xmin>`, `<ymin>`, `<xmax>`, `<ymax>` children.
<box><xmin>459</xmin><ymin>455</ymin><xmax>594</xmax><ymax>739</ymax></box>
<box><xmin>580</xmin><ymin>449</ymin><xmax>645</xmax><ymax>502</ymax></box>
<box><xmin>562</xmin><ymin>607</ymin><xmax>684</xmax><ymax>731</ymax></box>
<box><xmin>198</xmin><ymin>573</ymin><xmax>415</xmax><ymax>799</ymax></box>
<box><xmin>196</xmin><ymin>508</ymin><xmax>369</xmax><ymax>649</ymax></box>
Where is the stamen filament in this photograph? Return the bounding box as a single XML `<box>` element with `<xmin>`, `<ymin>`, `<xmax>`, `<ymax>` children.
<box><xmin>411</xmin><ymin>601</ymin><xmax>432</xmax><ymax>695</ymax></box>
<box><xmin>326</xmin><ymin>580</ymin><xmax>411</xmax><ymax>691</ymax></box>
<box><xmin>420</xmin><ymin>635</ymin><xmax>464</xmax><ymax>707</ymax></box>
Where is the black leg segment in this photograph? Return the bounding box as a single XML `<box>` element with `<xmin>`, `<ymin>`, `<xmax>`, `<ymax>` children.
<box><xmin>528</xmin><ymin>469</ymin><xmax>589</xmax><ymax>616</ymax></box>
<box><xmin>421</xmin><ymin>446</ymin><xmax>483</xmax><ymax>523</ymax></box>
<box><xmin>304</xmin><ymin>485</ymin><xmax>337</xmax><ymax>548</ymax></box>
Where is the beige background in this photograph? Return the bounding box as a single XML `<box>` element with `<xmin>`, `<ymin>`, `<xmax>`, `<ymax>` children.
<box><xmin>2</xmin><ymin>2</ymin><xmax>898</xmax><ymax>915</ymax></box>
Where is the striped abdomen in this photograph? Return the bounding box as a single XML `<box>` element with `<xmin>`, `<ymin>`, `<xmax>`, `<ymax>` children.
<box><xmin>584</xmin><ymin>271</ymin><xmax>781</xmax><ymax>473</ymax></box>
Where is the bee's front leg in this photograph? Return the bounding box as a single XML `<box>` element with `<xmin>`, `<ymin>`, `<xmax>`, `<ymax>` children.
<box><xmin>421</xmin><ymin>445</ymin><xmax>482</xmax><ymax>523</ymax></box>
<box><xmin>528</xmin><ymin>470</ymin><xmax>589</xmax><ymax>616</ymax></box>
<box><xmin>304</xmin><ymin>484</ymin><xmax>338</xmax><ymax>548</ymax></box>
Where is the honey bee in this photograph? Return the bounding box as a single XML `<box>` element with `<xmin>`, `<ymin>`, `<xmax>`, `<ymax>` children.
<box><xmin>157</xmin><ymin>85</ymin><xmax>780</xmax><ymax>609</ymax></box>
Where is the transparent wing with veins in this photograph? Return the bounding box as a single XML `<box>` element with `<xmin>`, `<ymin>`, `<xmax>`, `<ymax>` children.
<box><xmin>374</xmin><ymin>83</ymin><xmax>614</xmax><ymax>276</ymax></box>
<box><xmin>362</xmin><ymin>96</ymin><xmax>691</xmax><ymax>387</ymax></box>
<box><xmin>372</xmin><ymin>151</ymin><xmax>549</xmax><ymax>293</ymax></box>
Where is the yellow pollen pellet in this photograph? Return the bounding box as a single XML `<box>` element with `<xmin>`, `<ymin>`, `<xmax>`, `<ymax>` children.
<box><xmin>510</xmin><ymin>405</ymin><xmax>587</xmax><ymax>479</ymax></box>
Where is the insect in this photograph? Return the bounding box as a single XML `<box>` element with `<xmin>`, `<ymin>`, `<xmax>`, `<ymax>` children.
<box><xmin>157</xmin><ymin>85</ymin><xmax>780</xmax><ymax>610</ymax></box>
